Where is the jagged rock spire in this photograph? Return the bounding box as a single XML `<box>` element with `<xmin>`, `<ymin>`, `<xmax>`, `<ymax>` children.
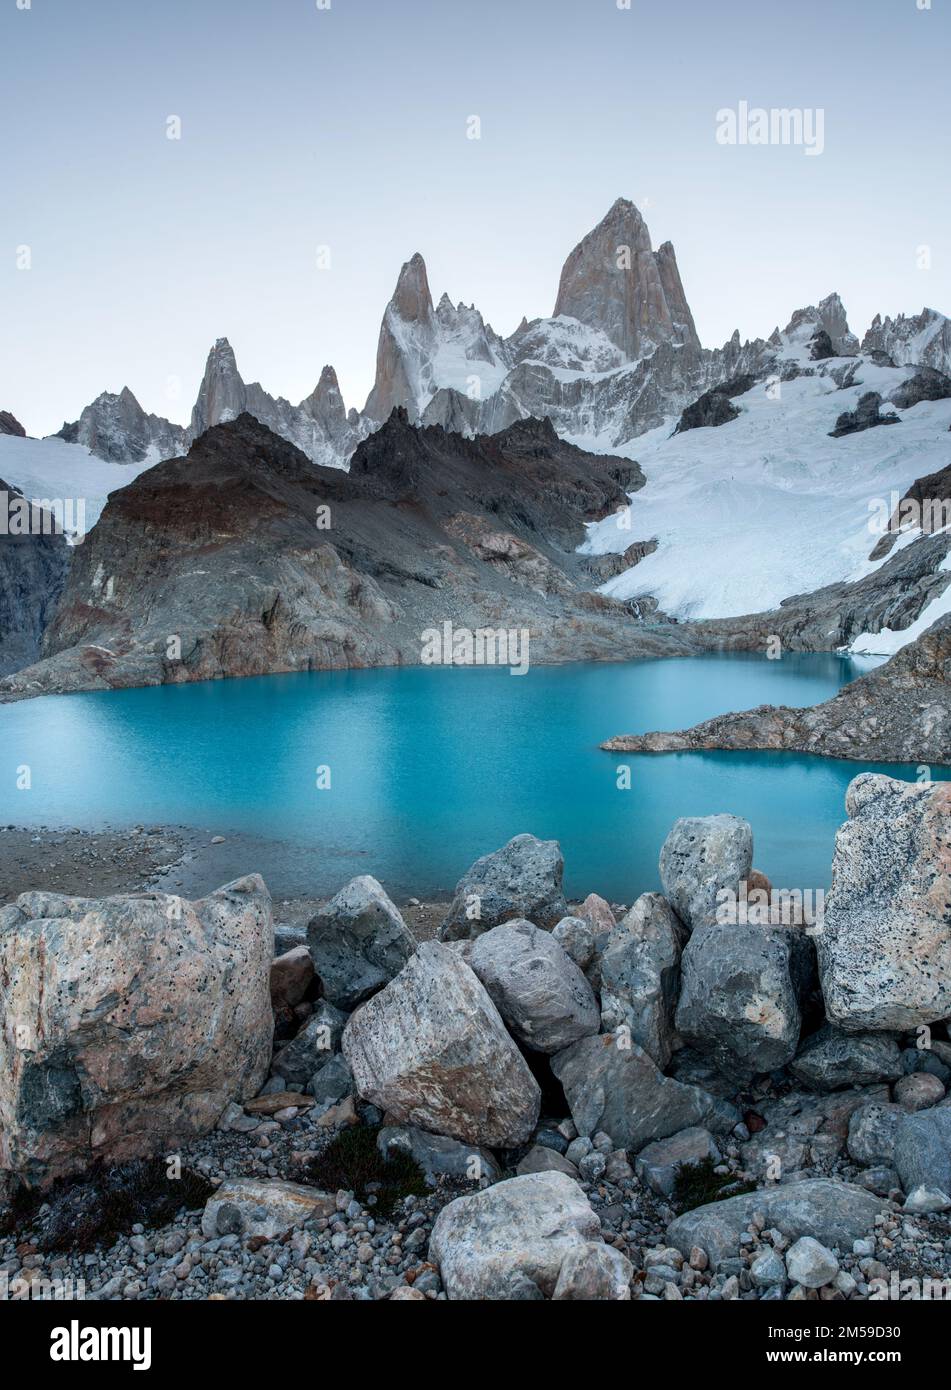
<box><xmin>553</xmin><ymin>198</ymin><xmax>700</xmax><ymax>360</ymax></box>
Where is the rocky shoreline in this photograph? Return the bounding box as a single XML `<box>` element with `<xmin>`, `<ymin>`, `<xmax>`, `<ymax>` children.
<box><xmin>1</xmin><ymin>776</ymin><xmax>949</xmax><ymax>1301</ymax></box>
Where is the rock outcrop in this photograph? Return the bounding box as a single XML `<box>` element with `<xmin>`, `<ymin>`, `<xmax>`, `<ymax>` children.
<box><xmin>553</xmin><ymin>198</ymin><xmax>700</xmax><ymax>360</ymax></box>
<box><xmin>603</xmin><ymin>615</ymin><xmax>951</xmax><ymax>765</ymax></box>
<box><xmin>56</xmin><ymin>387</ymin><xmax>187</xmax><ymax>464</ymax></box>
<box><xmin>0</xmin><ymin>411</ymin><xmax>26</xmax><ymax>437</ymax></box>
<box><xmin>862</xmin><ymin>307</ymin><xmax>951</xmax><ymax>378</ymax></box>
<box><xmin>1</xmin><ymin>411</ymin><xmax>696</xmax><ymax>701</ymax></box>
<box><xmin>0</xmin><ymin>479</ymin><xmax>70</xmax><ymax>676</ymax></box>
<box><xmin>0</xmin><ymin>876</ymin><xmax>273</xmax><ymax>1188</ymax></box>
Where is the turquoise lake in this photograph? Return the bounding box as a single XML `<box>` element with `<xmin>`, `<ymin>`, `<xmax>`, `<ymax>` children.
<box><xmin>1</xmin><ymin>653</ymin><xmax>942</xmax><ymax>902</ymax></box>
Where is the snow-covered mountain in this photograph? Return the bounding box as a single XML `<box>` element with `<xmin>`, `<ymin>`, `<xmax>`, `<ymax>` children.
<box><xmin>55</xmin><ymin>387</ymin><xmax>187</xmax><ymax>464</ymax></box>
<box><xmin>28</xmin><ymin>198</ymin><xmax>951</xmax><ymax>480</ymax></box>
<box><xmin>582</xmin><ymin>337</ymin><xmax>951</xmax><ymax>627</ymax></box>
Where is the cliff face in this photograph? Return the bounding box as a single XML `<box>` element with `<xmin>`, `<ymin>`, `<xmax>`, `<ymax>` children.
<box><xmin>0</xmin><ymin>413</ymin><xmax>692</xmax><ymax>700</ymax></box>
<box><xmin>603</xmin><ymin>614</ymin><xmax>951</xmax><ymax>766</ymax></box>
<box><xmin>0</xmin><ymin>480</ymin><xmax>70</xmax><ymax>676</ymax></box>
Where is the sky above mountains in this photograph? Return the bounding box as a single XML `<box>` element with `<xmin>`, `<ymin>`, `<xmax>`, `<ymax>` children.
<box><xmin>2</xmin><ymin>0</ymin><xmax>949</xmax><ymax>437</ymax></box>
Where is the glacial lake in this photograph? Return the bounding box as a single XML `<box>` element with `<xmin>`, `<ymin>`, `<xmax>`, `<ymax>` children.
<box><xmin>1</xmin><ymin>653</ymin><xmax>944</xmax><ymax>903</ymax></box>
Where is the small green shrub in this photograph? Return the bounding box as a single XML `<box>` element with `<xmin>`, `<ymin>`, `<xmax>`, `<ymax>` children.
<box><xmin>306</xmin><ymin>1124</ymin><xmax>427</xmax><ymax>1217</ymax></box>
<box><xmin>672</xmin><ymin>1155</ymin><xmax>756</xmax><ymax>1213</ymax></box>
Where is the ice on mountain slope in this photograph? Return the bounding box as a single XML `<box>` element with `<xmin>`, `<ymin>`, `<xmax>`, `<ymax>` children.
<box><xmin>581</xmin><ymin>351</ymin><xmax>951</xmax><ymax>621</ymax></box>
<box><xmin>0</xmin><ymin>434</ymin><xmax>157</xmax><ymax>531</ymax></box>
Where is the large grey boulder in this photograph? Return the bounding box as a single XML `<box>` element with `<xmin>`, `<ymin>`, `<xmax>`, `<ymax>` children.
<box><xmin>439</xmin><ymin>834</ymin><xmax>567</xmax><ymax>941</ymax></box>
<box><xmin>342</xmin><ymin>942</ymin><xmax>540</xmax><ymax>1147</ymax></box>
<box><xmin>893</xmin><ymin>1108</ymin><xmax>951</xmax><ymax>1196</ymax></box>
<box><xmin>551</xmin><ymin>1032</ymin><xmax>737</xmax><ymax>1152</ymax></box>
<box><xmin>468</xmin><ymin>920</ymin><xmax>599</xmax><ymax>1053</ymax></box>
<box><xmin>0</xmin><ymin>877</ymin><xmax>273</xmax><ymax>1188</ymax></box>
<box><xmin>675</xmin><ymin>922</ymin><xmax>800</xmax><ymax>1080</ymax></box>
<box><xmin>599</xmin><ymin>893</ymin><xmax>686</xmax><ymax>1069</ymax></box>
<box><xmin>658</xmin><ymin>814</ymin><xmax>753</xmax><ymax>933</ymax></box>
<box><xmin>667</xmin><ymin>1180</ymin><xmax>884</xmax><ymax>1270</ymax></box>
<box><xmin>818</xmin><ymin>776</ymin><xmax>951</xmax><ymax>1031</ymax></box>
<box><xmin>307</xmin><ymin>876</ymin><xmax>416</xmax><ymax>1010</ymax></box>
<box><xmin>791</xmin><ymin>1025</ymin><xmax>903</xmax><ymax>1092</ymax></box>
<box><xmin>429</xmin><ymin>1172</ymin><xmax>601</xmax><ymax>1299</ymax></box>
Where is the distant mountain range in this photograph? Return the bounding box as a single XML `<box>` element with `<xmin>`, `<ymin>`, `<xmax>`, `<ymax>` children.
<box><xmin>28</xmin><ymin>198</ymin><xmax>951</xmax><ymax>471</ymax></box>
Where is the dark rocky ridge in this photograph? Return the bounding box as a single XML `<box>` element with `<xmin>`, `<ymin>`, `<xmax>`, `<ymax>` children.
<box><xmin>0</xmin><ymin>412</ymin><xmax>26</xmax><ymax>437</ymax></box>
<box><xmin>0</xmin><ymin>479</ymin><xmax>71</xmax><ymax>676</ymax></box>
<box><xmin>603</xmin><ymin>615</ymin><xmax>951</xmax><ymax>765</ymax></box>
<box><xmin>0</xmin><ymin>412</ymin><xmax>693</xmax><ymax>700</ymax></box>
<box><xmin>869</xmin><ymin>462</ymin><xmax>951</xmax><ymax>562</ymax></box>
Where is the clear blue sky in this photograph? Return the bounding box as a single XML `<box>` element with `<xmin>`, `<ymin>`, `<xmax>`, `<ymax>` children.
<box><xmin>2</xmin><ymin>0</ymin><xmax>948</xmax><ymax>436</ymax></box>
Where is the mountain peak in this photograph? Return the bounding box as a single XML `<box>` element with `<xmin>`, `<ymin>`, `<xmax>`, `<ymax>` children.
<box><xmin>553</xmin><ymin>198</ymin><xmax>699</xmax><ymax>359</ymax></box>
<box><xmin>391</xmin><ymin>253</ymin><xmax>434</xmax><ymax>326</ymax></box>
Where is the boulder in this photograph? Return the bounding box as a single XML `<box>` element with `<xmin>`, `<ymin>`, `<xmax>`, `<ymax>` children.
<box><xmin>599</xmin><ymin>892</ymin><xmax>686</xmax><ymax>1069</ymax></box>
<box><xmin>307</xmin><ymin>876</ymin><xmax>416</xmax><ymax>1010</ymax></box>
<box><xmin>0</xmin><ymin>877</ymin><xmax>273</xmax><ymax>1188</ymax></box>
<box><xmin>439</xmin><ymin>834</ymin><xmax>567</xmax><ymax>941</ymax></box>
<box><xmin>200</xmin><ymin>1178</ymin><xmax>335</xmax><ymax>1240</ymax></box>
<box><xmin>552</xmin><ymin>1242</ymin><xmax>632</xmax><ymax>1300</ymax></box>
<box><xmin>269</xmin><ymin>945</ymin><xmax>314</xmax><ymax>1009</ymax></box>
<box><xmin>658</xmin><ymin>814</ymin><xmax>752</xmax><ymax>933</ymax></box>
<box><xmin>468</xmin><ymin>920</ymin><xmax>599</xmax><ymax>1053</ymax></box>
<box><xmin>904</xmin><ymin>1185</ymin><xmax>951</xmax><ymax>1213</ymax></box>
<box><xmin>666</xmin><ymin>1179</ymin><xmax>884</xmax><ymax>1270</ymax></box>
<box><xmin>272</xmin><ymin>1001</ymin><xmax>348</xmax><ymax>1086</ymax></box>
<box><xmin>847</xmin><ymin>1103</ymin><xmax>903</xmax><ymax>1166</ymax></box>
<box><xmin>551</xmin><ymin>1033</ymin><xmax>737</xmax><ymax>1152</ymax></box>
<box><xmin>551</xmin><ymin>916</ymin><xmax>595</xmax><ymax>972</ymax></box>
<box><xmin>635</xmin><ymin>1127</ymin><xmax>721</xmax><ymax>1198</ymax></box>
<box><xmin>786</xmin><ymin>1236</ymin><xmax>838</xmax><ymax>1289</ymax></box>
<box><xmin>516</xmin><ymin>1145</ymin><xmax>579</xmax><ymax>1179</ymax></box>
<box><xmin>342</xmin><ymin>942</ymin><xmax>541</xmax><ymax>1147</ymax></box>
<box><xmin>675</xmin><ymin>922</ymin><xmax>800</xmax><ymax>1080</ymax></box>
<box><xmin>817</xmin><ymin>776</ymin><xmax>951</xmax><ymax>1031</ymax></box>
<box><xmin>307</xmin><ymin>1054</ymin><xmax>352</xmax><ymax>1111</ymax></box>
<box><xmin>429</xmin><ymin>1172</ymin><xmax>600</xmax><ymax>1299</ymax></box>
<box><xmin>893</xmin><ymin>1108</ymin><xmax>951</xmax><ymax>1196</ymax></box>
<box><xmin>894</xmin><ymin>1072</ymin><xmax>946</xmax><ymax>1112</ymax></box>
<box><xmin>791</xmin><ymin>1025</ymin><xmax>903</xmax><ymax>1092</ymax></box>
<box><xmin>377</xmin><ymin>1125</ymin><xmax>501</xmax><ymax>1186</ymax></box>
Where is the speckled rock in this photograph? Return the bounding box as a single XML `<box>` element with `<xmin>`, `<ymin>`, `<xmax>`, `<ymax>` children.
<box><xmin>552</xmin><ymin>1241</ymin><xmax>633</xmax><ymax>1300</ymax></box>
<box><xmin>307</xmin><ymin>876</ymin><xmax>416</xmax><ymax>1010</ymax></box>
<box><xmin>439</xmin><ymin>835</ymin><xmax>568</xmax><ymax>941</ymax></box>
<box><xmin>599</xmin><ymin>892</ymin><xmax>686</xmax><ymax>1069</ymax></box>
<box><xmin>342</xmin><ymin>942</ymin><xmax>541</xmax><ymax>1147</ymax></box>
<box><xmin>818</xmin><ymin>776</ymin><xmax>951</xmax><ymax>1031</ymax></box>
<box><xmin>658</xmin><ymin>814</ymin><xmax>753</xmax><ymax>933</ymax></box>
<box><xmin>791</xmin><ymin>1025</ymin><xmax>903</xmax><ymax>1092</ymax></box>
<box><xmin>0</xmin><ymin>876</ymin><xmax>273</xmax><ymax>1188</ymax></box>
